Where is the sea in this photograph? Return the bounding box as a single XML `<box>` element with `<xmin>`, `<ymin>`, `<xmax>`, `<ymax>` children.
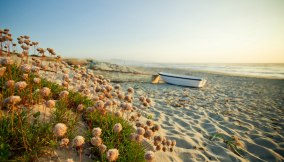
<box><xmin>147</xmin><ymin>63</ymin><xmax>284</xmax><ymax>79</ymax></box>
<box><xmin>111</xmin><ymin>60</ymin><xmax>284</xmax><ymax>79</ymax></box>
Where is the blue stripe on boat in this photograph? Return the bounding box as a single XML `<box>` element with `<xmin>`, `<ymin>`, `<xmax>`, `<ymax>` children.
<box><xmin>158</xmin><ymin>72</ymin><xmax>202</xmax><ymax>81</ymax></box>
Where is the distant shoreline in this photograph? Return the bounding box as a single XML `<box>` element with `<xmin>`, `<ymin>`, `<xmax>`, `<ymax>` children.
<box><xmin>131</xmin><ymin>65</ymin><xmax>284</xmax><ymax>80</ymax></box>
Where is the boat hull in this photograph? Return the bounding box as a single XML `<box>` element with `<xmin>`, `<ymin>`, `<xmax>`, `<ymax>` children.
<box><xmin>158</xmin><ymin>72</ymin><xmax>206</xmax><ymax>88</ymax></box>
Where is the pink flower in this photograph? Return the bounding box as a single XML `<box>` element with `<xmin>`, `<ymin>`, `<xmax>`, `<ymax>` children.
<box><xmin>4</xmin><ymin>96</ymin><xmax>21</xmax><ymax>105</ymax></box>
<box><xmin>53</xmin><ymin>123</ymin><xmax>67</xmax><ymax>137</ymax></box>
<box><xmin>106</xmin><ymin>149</ymin><xmax>119</xmax><ymax>162</ymax></box>
<box><xmin>136</xmin><ymin>127</ymin><xmax>145</xmax><ymax>135</ymax></box>
<box><xmin>144</xmin><ymin>130</ymin><xmax>154</xmax><ymax>139</ymax></box>
<box><xmin>31</xmin><ymin>66</ymin><xmax>40</xmax><ymax>73</ymax></box>
<box><xmin>0</xmin><ymin>67</ymin><xmax>6</xmax><ymax>77</ymax></box>
<box><xmin>99</xmin><ymin>144</ymin><xmax>107</xmax><ymax>153</ymax></box>
<box><xmin>146</xmin><ymin>120</ymin><xmax>153</xmax><ymax>126</ymax></box>
<box><xmin>77</xmin><ymin>104</ymin><xmax>84</xmax><ymax>111</ymax></box>
<box><xmin>92</xmin><ymin>127</ymin><xmax>102</xmax><ymax>137</ymax></box>
<box><xmin>129</xmin><ymin>133</ymin><xmax>137</xmax><ymax>141</ymax></box>
<box><xmin>144</xmin><ymin>151</ymin><xmax>155</xmax><ymax>162</ymax></box>
<box><xmin>46</xmin><ymin>100</ymin><xmax>56</xmax><ymax>108</ymax></box>
<box><xmin>59</xmin><ymin>90</ymin><xmax>69</xmax><ymax>98</ymax></box>
<box><xmin>22</xmin><ymin>74</ymin><xmax>28</xmax><ymax>80</ymax></box>
<box><xmin>91</xmin><ymin>137</ymin><xmax>102</xmax><ymax>146</ymax></box>
<box><xmin>5</xmin><ymin>80</ymin><xmax>15</xmax><ymax>88</ymax></box>
<box><xmin>171</xmin><ymin>140</ymin><xmax>176</xmax><ymax>146</ymax></box>
<box><xmin>139</xmin><ymin>96</ymin><xmax>146</xmax><ymax>102</ymax></box>
<box><xmin>95</xmin><ymin>100</ymin><xmax>105</xmax><ymax>109</ymax></box>
<box><xmin>136</xmin><ymin>135</ymin><xmax>144</xmax><ymax>143</ymax></box>
<box><xmin>40</xmin><ymin>87</ymin><xmax>51</xmax><ymax>97</ymax></box>
<box><xmin>15</xmin><ymin>81</ymin><xmax>27</xmax><ymax>90</ymax></box>
<box><xmin>127</xmin><ymin>87</ymin><xmax>134</xmax><ymax>93</ymax></box>
<box><xmin>60</xmin><ymin>138</ymin><xmax>69</xmax><ymax>147</ymax></box>
<box><xmin>114</xmin><ymin>111</ymin><xmax>122</xmax><ymax>117</ymax></box>
<box><xmin>0</xmin><ymin>57</ymin><xmax>13</xmax><ymax>65</ymax></box>
<box><xmin>153</xmin><ymin>124</ymin><xmax>160</xmax><ymax>131</ymax></box>
<box><xmin>73</xmin><ymin>136</ymin><xmax>85</xmax><ymax>147</ymax></box>
<box><xmin>104</xmin><ymin>100</ymin><xmax>113</xmax><ymax>107</ymax></box>
<box><xmin>20</xmin><ymin>64</ymin><xmax>31</xmax><ymax>73</ymax></box>
<box><xmin>33</xmin><ymin>78</ymin><xmax>41</xmax><ymax>84</ymax></box>
<box><xmin>62</xmin><ymin>81</ymin><xmax>68</xmax><ymax>87</ymax></box>
<box><xmin>113</xmin><ymin>123</ymin><xmax>122</xmax><ymax>133</ymax></box>
<box><xmin>114</xmin><ymin>84</ymin><xmax>120</xmax><ymax>90</ymax></box>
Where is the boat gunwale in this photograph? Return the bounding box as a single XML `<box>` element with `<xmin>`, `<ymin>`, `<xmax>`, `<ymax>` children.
<box><xmin>158</xmin><ymin>72</ymin><xmax>203</xmax><ymax>81</ymax></box>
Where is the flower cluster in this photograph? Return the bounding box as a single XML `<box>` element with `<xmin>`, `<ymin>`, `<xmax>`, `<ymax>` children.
<box><xmin>53</xmin><ymin>123</ymin><xmax>67</xmax><ymax>137</ymax></box>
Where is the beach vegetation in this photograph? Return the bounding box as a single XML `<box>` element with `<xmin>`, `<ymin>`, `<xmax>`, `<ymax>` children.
<box><xmin>0</xmin><ymin>28</ymin><xmax>178</xmax><ymax>162</ymax></box>
<box><xmin>210</xmin><ymin>133</ymin><xmax>246</xmax><ymax>158</ymax></box>
<box><xmin>0</xmin><ymin>60</ymin><xmax>148</xmax><ymax>161</ymax></box>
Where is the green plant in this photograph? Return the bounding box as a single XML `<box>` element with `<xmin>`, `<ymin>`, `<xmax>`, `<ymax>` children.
<box><xmin>0</xmin><ymin>61</ymin><xmax>146</xmax><ymax>161</ymax></box>
<box><xmin>0</xmin><ymin>110</ymin><xmax>54</xmax><ymax>161</ymax></box>
<box><xmin>0</xmin><ymin>63</ymin><xmax>76</xmax><ymax>161</ymax></box>
<box><xmin>147</xmin><ymin>114</ymin><xmax>153</xmax><ymax>119</ymax></box>
<box><xmin>85</xmin><ymin>110</ymin><xmax>145</xmax><ymax>162</ymax></box>
<box><xmin>210</xmin><ymin>133</ymin><xmax>245</xmax><ymax>158</ymax></box>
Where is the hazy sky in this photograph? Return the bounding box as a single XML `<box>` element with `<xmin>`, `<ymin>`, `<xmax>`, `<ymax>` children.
<box><xmin>1</xmin><ymin>0</ymin><xmax>284</xmax><ymax>63</ymax></box>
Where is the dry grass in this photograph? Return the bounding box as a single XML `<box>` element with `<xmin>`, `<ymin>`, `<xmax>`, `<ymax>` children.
<box><xmin>63</xmin><ymin>58</ymin><xmax>88</xmax><ymax>66</ymax></box>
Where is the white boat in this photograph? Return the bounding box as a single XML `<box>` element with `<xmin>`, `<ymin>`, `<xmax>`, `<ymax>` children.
<box><xmin>158</xmin><ymin>72</ymin><xmax>207</xmax><ymax>88</ymax></box>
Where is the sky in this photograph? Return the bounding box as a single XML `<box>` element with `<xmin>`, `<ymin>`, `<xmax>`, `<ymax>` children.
<box><xmin>1</xmin><ymin>0</ymin><xmax>284</xmax><ymax>63</ymax></box>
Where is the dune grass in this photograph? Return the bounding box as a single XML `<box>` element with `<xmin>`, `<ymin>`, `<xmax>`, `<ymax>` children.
<box><xmin>0</xmin><ymin>63</ymin><xmax>145</xmax><ymax>161</ymax></box>
<box><xmin>85</xmin><ymin>110</ymin><xmax>145</xmax><ymax>161</ymax></box>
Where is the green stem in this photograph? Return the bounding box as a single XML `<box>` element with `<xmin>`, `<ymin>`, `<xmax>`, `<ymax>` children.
<box><xmin>18</xmin><ymin>112</ymin><xmax>29</xmax><ymax>151</ymax></box>
<box><xmin>11</xmin><ymin>104</ymin><xmax>15</xmax><ymax>133</ymax></box>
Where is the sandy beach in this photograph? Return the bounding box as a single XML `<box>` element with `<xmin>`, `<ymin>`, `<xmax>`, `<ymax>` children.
<box><xmin>93</xmin><ymin>64</ymin><xmax>284</xmax><ymax>161</ymax></box>
<box><xmin>1</xmin><ymin>54</ymin><xmax>284</xmax><ymax>161</ymax></box>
